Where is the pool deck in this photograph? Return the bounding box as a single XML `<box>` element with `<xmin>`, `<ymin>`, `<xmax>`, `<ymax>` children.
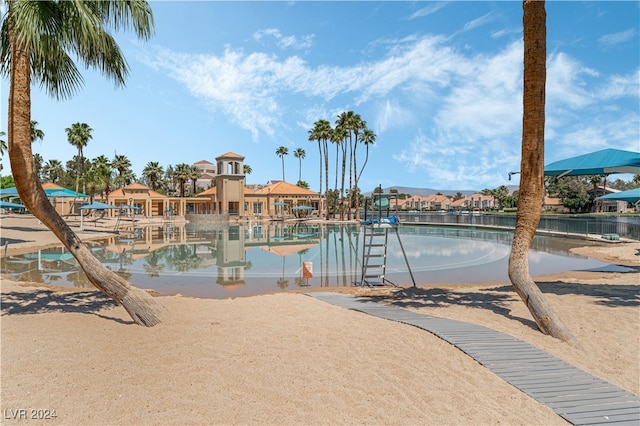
<box><xmin>306</xmin><ymin>291</ymin><xmax>640</xmax><ymax>426</ymax></box>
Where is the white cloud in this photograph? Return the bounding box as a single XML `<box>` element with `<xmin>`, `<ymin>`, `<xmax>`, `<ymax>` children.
<box><xmin>253</xmin><ymin>28</ymin><xmax>315</xmax><ymax>50</ymax></box>
<box><xmin>407</xmin><ymin>2</ymin><xmax>447</xmax><ymax>20</ymax></box>
<box><xmin>146</xmin><ymin>27</ymin><xmax>638</xmax><ymax>186</ymax></box>
<box><xmin>462</xmin><ymin>12</ymin><xmax>494</xmax><ymax>33</ymax></box>
<box><xmin>598</xmin><ymin>29</ymin><xmax>636</xmax><ymax>47</ymax></box>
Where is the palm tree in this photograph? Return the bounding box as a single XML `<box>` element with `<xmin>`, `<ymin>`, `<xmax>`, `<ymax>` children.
<box><xmin>308</xmin><ymin>119</ymin><xmax>332</xmax><ymax>220</ymax></box>
<box><xmin>42</xmin><ymin>159</ymin><xmax>64</xmax><ymax>183</ymax></box>
<box><xmin>243</xmin><ymin>164</ymin><xmax>252</xmax><ymax>175</ymax></box>
<box><xmin>355</xmin><ymin>127</ymin><xmax>375</xmax><ymax>220</ymax></box>
<box><xmin>112</xmin><ymin>154</ymin><xmax>132</xmax><ymax>188</ymax></box>
<box><xmin>90</xmin><ymin>155</ymin><xmax>113</xmax><ymax>201</ymax></box>
<box><xmin>0</xmin><ymin>130</ymin><xmax>6</xmax><ymax>171</ymax></box>
<box><xmin>508</xmin><ymin>0</ymin><xmax>577</xmax><ymax>346</ymax></box>
<box><xmin>142</xmin><ymin>161</ymin><xmax>164</xmax><ymax>191</ymax></box>
<box><xmin>2</xmin><ymin>0</ymin><xmax>163</xmax><ymax>326</ymax></box>
<box><xmin>188</xmin><ymin>164</ymin><xmax>202</xmax><ymax>195</ymax></box>
<box><xmin>0</xmin><ymin>131</ymin><xmax>6</xmax><ymax>155</ymax></box>
<box><xmin>65</xmin><ymin>122</ymin><xmax>93</xmax><ymax>195</ymax></box>
<box><xmin>293</xmin><ymin>148</ymin><xmax>305</xmax><ymax>183</ymax></box>
<box><xmin>173</xmin><ymin>163</ymin><xmax>191</xmax><ymax>197</ymax></box>
<box><xmin>275</xmin><ymin>146</ymin><xmax>288</xmax><ymax>181</ymax></box>
<box><xmin>331</xmin><ymin>126</ymin><xmax>346</xmax><ymax>194</ymax></box>
<box><xmin>30</xmin><ymin>120</ymin><xmax>44</xmax><ymax>143</ymax></box>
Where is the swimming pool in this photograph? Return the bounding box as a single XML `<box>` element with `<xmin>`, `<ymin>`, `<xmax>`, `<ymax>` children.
<box><xmin>1</xmin><ymin>222</ymin><xmax>610</xmax><ymax>298</ymax></box>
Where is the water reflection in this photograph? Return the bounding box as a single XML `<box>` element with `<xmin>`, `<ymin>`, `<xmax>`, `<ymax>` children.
<box><xmin>1</xmin><ymin>222</ymin><xmax>609</xmax><ymax>298</ymax></box>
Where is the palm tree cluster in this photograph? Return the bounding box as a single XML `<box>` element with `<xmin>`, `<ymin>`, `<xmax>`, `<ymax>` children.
<box><xmin>308</xmin><ymin>111</ymin><xmax>376</xmax><ymax>221</ymax></box>
<box><xmin>22</xmin><ymin>119</ymin><xmax>207</xmax><ymax>202</ymax></box>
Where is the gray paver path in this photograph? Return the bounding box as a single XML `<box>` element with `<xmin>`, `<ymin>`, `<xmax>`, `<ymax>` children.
<box><xmin>306</xmin><ymin>292</ymin><xmax>640</xmax><ymax>426</ymax></box>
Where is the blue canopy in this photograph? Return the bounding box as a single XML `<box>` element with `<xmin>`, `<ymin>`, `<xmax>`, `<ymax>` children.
<box><xmin>544</xmin><ymin>149</ymin><xmax>640</xmax><ymax>177</ymax></box>
<box><xmin>292</xmin><ymin>205</ymin><xmax>313</xmax><ymax>210</ymax></box>
<box><xmin>80</xmin><ymin>201</ymin><xmax>119</xmax><ymax>210</ymax></box>
<box><xmin>0</xmin><ymin>187</ymin><xmax>88</xmax><ymax>198</ymax></box>
<box><xmin>0</xmin><ymin>200</ymin><xmax>25</xmax><ymax>209</ymax></box>
<box><xmin>596</xmin><ymin>188</ymin><xmax>640</xmax><ymax>204</ymax></box>
<box><xmin>0</xmin><ymin>187</ymin><xmax>19</xmax><ymax>198</ymax></box>
<box><xmin>46</xmin><ymin>189</ymin><xmax>88</xmax><ymax>198</ymax></box>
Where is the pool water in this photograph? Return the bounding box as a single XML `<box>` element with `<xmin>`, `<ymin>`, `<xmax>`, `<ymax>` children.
<box><xmin>1</xmin><ymin>222</ymin><xmax>611</xmax><ymax>299</ymax></box>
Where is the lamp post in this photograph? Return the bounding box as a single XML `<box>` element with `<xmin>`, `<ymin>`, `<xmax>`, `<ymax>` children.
<box><xmin>129</xmin><ymin>197</ymin><xmax>134</xmax><ymax>223</ymax></box>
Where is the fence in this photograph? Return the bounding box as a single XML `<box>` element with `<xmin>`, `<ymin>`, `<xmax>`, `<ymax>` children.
<box><xmin>395</xmin><ymin>212</ymin><xmax>640</xmax><ymax>241</ymax></box>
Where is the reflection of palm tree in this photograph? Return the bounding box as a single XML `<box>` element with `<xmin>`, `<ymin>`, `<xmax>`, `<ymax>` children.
<box><xmin>294</xmin><ymin>277</ymin><xmax>307</xmax><ymax>287</ymax></box>
<box><xmin>68</xmin><ymin>270</ymin><xmax>93</xmax><ymax>288</ymax></box>
<box><xmin>166</xmin><ymin>245</ymin><xmax>202</xmax><ymax>272</ymax></box>
<box><xmin>277</xmin><ymin>255</ymin><xmax>289</xmax><ymax>289</ymax></box>
<box><xmin>142</xmin><ymin>251</ymin><xmax>165</xmax><ymax>277</ymax></box>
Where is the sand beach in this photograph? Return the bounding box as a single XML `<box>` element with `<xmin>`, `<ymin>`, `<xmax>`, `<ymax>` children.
<box><xmin>1</xmin><ymin>214</ymin><xmax>638</xmax><ymax>425</ymax></box>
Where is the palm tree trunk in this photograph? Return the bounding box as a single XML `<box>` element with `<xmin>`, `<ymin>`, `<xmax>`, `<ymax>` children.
<box><xmin>323</xmin><ymin>139</ymin><xmax>330</xmax><ymax>220</ymax></box>
<box><xmin>508</xmin><ymin>0</ymin><xmax>578</xmax><ymax>347</ymax></box>
<box><xmin>8</xmin><ymin>36</ymin><xmax>164</xmax><ymax>327</ymax></box>
<box><xmin>317</xmin><ymin>142</ymin><xmax>323</xmax><ymax>218</ymax></box>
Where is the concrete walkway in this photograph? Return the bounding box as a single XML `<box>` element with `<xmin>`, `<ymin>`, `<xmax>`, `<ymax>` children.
<box><xmin>306</xmin><ymin>292</ymin><xmax>640</xmax><ymax>426</ymax></box>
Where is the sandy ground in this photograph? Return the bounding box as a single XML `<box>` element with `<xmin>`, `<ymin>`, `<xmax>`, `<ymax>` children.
<box><xmin>1</xmin><ymin>214</ymin><xmax>639</xmax><ymax>425</ymax></box>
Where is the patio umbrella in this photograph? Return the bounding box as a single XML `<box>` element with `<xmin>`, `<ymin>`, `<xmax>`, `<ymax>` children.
<box><xmin>596</xmin><ymin>188</ymin><xmax>640</xmax><ymax>204</ymax></box>
<box><xmin>80</xmin><ymin>201</ymin><xmax>119</xmax><ymax>230</ymax></box>
<box><xmin>0</xmin><ymin>200</ymin><xmax>25</xmax><ymax>209</ymax></box>
<box><xmin>544</xmin><ymin>148</ymin><xmax>640</xmax><ymax>177</ymax></box>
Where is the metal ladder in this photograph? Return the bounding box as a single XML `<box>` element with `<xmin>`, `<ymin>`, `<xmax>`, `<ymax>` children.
<box><xmin>360</xmin><ymin>224</ymin><xmax>393</xmax><ymax>287</ymax></box>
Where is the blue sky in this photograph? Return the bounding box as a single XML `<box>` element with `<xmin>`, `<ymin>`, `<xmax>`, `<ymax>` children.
<box><xmin>1</xmin><ymin>1</ymin><xmax>639</xmax><ymax>192</ymax></box>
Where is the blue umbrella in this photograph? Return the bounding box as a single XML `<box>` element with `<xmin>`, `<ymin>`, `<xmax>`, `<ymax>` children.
<box><xmin>80</xmin><ymin>201</ymin><xmax>119</xmax><ymax>210</ymax></box>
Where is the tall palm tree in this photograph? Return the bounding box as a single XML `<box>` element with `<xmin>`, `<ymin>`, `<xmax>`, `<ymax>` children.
<box><xmin>308</xmin><ymin>119</ymin><xmax>332</xmax><ymax>220</ymax></box>
<box><xmin>65</xmin><ymin>122</ymin><xmax>93</xmax><ymax>195</ymax></box>
<box><xmin>331</xmin><ymin>126</ymin><xmax>346</xmax><ymax>194</ymax></box>
<box><xmin>293</xmin><ymin>147</ymin><xmax>305</xmax><ymax>183</ymax></box>
<box><xmin>142</xmin><ymin>161</ymin><xmax>164</xmax><ymax>191</ymax></box>
<box><xmin>355</xmin><ymin>127</ymin><xmax>375</xmax><ymax>220</ymax></box>
<box><xmin>2</xmin><ymin>0</ymin><xmax>163</xmax><ymax>326</ymax></box>
<box><xmin>243</xmin><ymin>164</ymin><xmax>252</xmax><ymax>175</ymax></box>
<box><xmin>508</xmin><ymin>0</ymin><xmax>577</xmax><ymax>346</ymax></box>
<box><xmin>275</xmin><ymin>146</ymin><xmax>288</xmax><ymax>181</ymax></box>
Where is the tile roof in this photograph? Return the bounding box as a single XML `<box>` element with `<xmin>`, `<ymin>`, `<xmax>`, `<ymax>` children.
<box><xmin>253</xmin><ymin>181</ymin><xmax>319</xmax><ymax>196</ymax></box>
<box><xmin>109</xmin><ymin>183</ymin><xmax>167</xmax><ymax>199</ymax></box>
<box><xmin>216</xmin><ymin>152</ymin><xmax>245</xmax><ymax>160</ymax></box>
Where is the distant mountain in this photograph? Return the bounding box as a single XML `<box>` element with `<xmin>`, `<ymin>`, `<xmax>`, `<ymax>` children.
<box><xmin>364</xmin><ymin>185</ymin><xmax>519</xmax><ymax>197</ymax></box>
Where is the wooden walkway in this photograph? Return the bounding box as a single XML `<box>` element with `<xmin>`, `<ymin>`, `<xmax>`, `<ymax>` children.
<box><xmin>306</xmin><ymin>292</ymin><xmax>640</xmax><ymax>426</ymax></box>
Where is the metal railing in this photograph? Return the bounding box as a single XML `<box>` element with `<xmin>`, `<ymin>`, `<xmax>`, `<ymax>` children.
<box><xmin>395</xmin><ymin>212</ymin><xmax>640</xmax><ymax>241</ymax></box>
